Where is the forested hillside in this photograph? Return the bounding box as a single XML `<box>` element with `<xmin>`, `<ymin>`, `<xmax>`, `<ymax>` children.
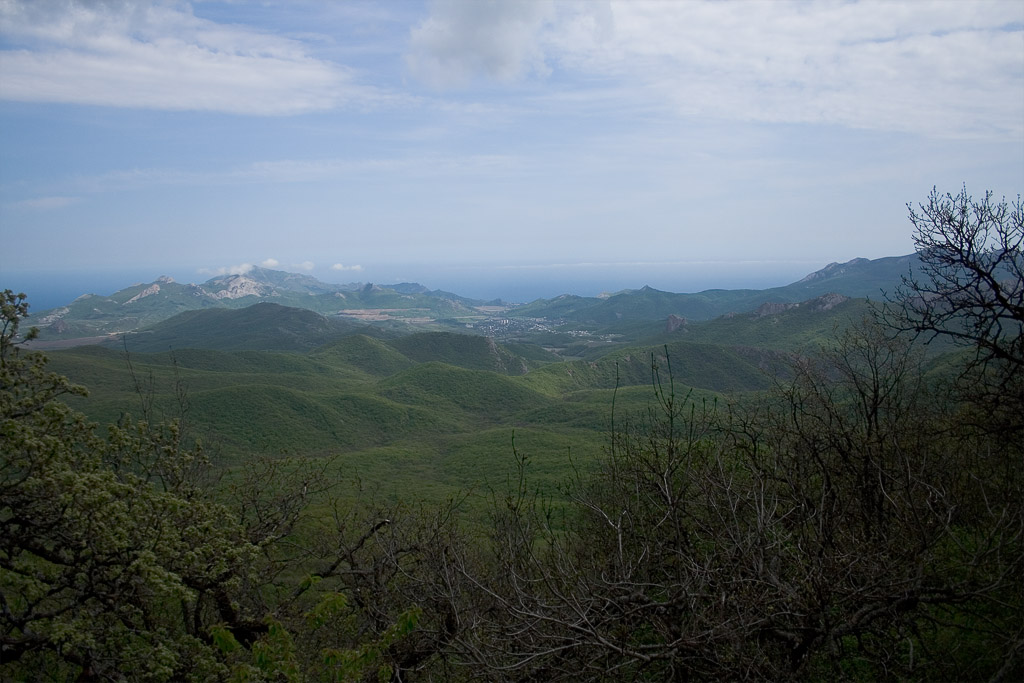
<box><xmin>2</xmin><ymin>189</ymin><xmax>1021</xmax><ymax>681</ymax></box>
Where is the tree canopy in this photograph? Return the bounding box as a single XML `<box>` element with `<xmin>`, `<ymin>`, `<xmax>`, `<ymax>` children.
<box><xmin>2</xmin><ymin>187</ymin><xmax>1022</xmax><ymax>680</ymax></box>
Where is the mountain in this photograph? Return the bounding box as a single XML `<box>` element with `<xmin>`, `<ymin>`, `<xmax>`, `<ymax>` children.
<box><xmin>25</xmin><ymin>254</ymin><xmax>919</xmax><ymax>343</ymax></box>
<box><xmin>664</xmin><ymin>293</ymin><xmax>870</xmax><ymax>351</ymax></box>
<box><xmin>782</xmin><ymin>254</ymin><xmax>918</xmax><ymax>298</ymax></box>
<box><xmin>513</xmin><ymin>254</ymin><xmax>918</xmax><ymax>325</ymax></box>
<box><xmin>114</xmin><ymin>302</ymin><xmax>360</xmax><ymax>352</ymax></box>
<box><xmin>29</xmin><ymin>268</ymin><xmax>486</xmax><ymax>341</ymax></box>
<box><xmin>202</xmin><ymin>267</ymin><xmax>353</xmax><ymax>299</ymax></box>
<box><xmin>110</xmin><ymin>303</ymin><xmax>550</xmax><ymax>380</ymax></box>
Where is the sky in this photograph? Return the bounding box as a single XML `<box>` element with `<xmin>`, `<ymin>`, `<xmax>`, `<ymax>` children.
<box><xmin>1</xmin><ymin>0</ymin><xmax>1022</xmax><ymax>304</ymax></box>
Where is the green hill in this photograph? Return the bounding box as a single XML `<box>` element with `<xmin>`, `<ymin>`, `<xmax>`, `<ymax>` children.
<box><xmin>310</xmin><ymin>334</ymin><xmax>416</xmax><ymax>376</ymax></box>
<box><xmin>29</xmin><ymin>268</ymin><xmax>488</xmax><ymax>341</ymax></box>
<box><xmin>511</xmin><ymin>293</ymin><xmax>602</xmax><ymax>319</ymax></box>
<box><xmin>511</xmin><ymin>254</ymin><xmax>919</xmax><ymax>325</ymax></box>
<box><xmin>33</xmin><ymin>258</ymin><xmax>938</xmax><ymax>501</ymax></box>
<box><xmin>114</xmin><ymin>303</ymin><xmax>357</xmax><ymax>352</ymax></box>
<box><xmin>386</xmin><ymin>331</ymin><xmax>534</xmax><ymax>375</ymax></box>
<box><xmin>379</xmin><ymin>362</ymin><xmax>551</xmax><ymax>418</ymax></box>
<box><xmin>188</xmin><ymin>384</ymin><xmax>462</xmax><ymax>454</ymax></box>
<box><xmin>521</xmin><ymin>340</ymin><xmax>776</xmax><ymax>396</ymax></box>
<box><xmin>661</xmin><ymin>294</ymin><xmax>871</xmax><ymax>350</ymax></box>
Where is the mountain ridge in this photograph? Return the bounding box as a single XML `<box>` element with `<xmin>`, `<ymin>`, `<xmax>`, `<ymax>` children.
<box><xmin>512</xmin><ymin>254</ymin><xmax>918</xmax><ymax>324</ymax></box>
<box><xmin>21</xmin><ymin>254</ymin><xmax>919</xmax><ymax>341</ymax></box>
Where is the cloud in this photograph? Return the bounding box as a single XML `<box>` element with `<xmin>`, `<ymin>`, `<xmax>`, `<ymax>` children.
<box><xmin>198</xmin><ymin>263</ymin><xmax>253</xmax><ymax>276</ymax></box>
<box><xmin>407</xmin><ymin>0</ymin><xmax>1023</xmax><ymax>139</ymax></box>
<box><xmin>293</xmin><ymin>261</ymin><xmax>315</xmax><ymax>272</ymax></box>
<box><xmin>587</xmin><ymin>2</ymin><xmax>1024</xmax><ymax>138</ymax></box>
<box><xmin>0</xmin><ymin>0</ymin><xmax>366</xmax><ymax>114</ymax></box>
<box><xmin>407</xmin><ymin>0</ymin><xmax>555</xmax><ymax>87</ymax></box>
<box><xmin>260</xmin><ymin>258</ymin><xmax>279</xmax><ymax>268</ymax></box>
<box><xmin>331</xmin><ymin>263</ymin><xmax>364</xmax><ymax>272</ymax></box>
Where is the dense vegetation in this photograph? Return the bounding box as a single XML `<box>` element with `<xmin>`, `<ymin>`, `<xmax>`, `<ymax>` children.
<box><xmin>2</xmin><ymin>188</ymin><xmax>1021</xmax><ymax>680</ymax></box>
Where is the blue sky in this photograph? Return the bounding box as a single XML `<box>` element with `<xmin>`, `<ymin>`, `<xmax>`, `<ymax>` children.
<box><xmin>1</xmin><ymin>0</ymin><xmax>1022</xmax><ymax>301</ymax></box>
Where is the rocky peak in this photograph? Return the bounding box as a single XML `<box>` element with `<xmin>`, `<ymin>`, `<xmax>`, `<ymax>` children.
<box><xmin>125</xmin><ymin>283</ymin><xmax>161</xmax><ymax>304</ymax></box>
<box><xmin>797</xmin><ymin>257</ymin><xmax>870</xmax><ymax>283</ymax></box>
<box><xmin>206</xmin><ymin>275</ymin><xmax>272</xmax><ymax>300</ymax></box>
<box><xmin>666</xmin><ymin>314</ymin><xmax>688</xmax><ymax>333</ymax></box>
<box><xmin>754</xmin><ymin>301</ymin><xmax>799</xmax><ymax>317</ymax></box>
<box><xmin>809</xmin><ymin>292</ymin><xmax>850</xmax><ymax>311</ymax></box>
<box><xmin>754</xmin><ymin>293</ymin><xmax>850</xmax><ymax>317</ymax></box>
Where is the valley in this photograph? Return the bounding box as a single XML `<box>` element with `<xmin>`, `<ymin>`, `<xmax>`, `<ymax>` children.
<box><xmin>30</xmin><ymin>254</ymin><xmax>938</xmax><ymax>510</ymax></box>
<box><xmin>5</xmin><ymin>234</ymin><xmax>1021</xmax><ymax>680</ymax></box>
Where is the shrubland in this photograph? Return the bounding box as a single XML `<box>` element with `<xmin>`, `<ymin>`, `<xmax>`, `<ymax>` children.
<box><xmin>2</xmin><ymin>187</ymin><xmax>1021</xmax><ymax>680</ymax></box>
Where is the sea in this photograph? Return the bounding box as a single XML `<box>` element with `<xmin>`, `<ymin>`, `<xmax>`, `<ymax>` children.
<box><xmin>2</xmin><ymin>260</ymin><xmax>823</xmax><ymax>313</ymax></box>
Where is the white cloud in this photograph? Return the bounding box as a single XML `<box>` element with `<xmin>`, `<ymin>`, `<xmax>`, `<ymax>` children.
<box><xmin>590</xmin><ymin>1</ymin><xmax>1023</xmax><ymax>138</ymax></box>
<box><xmin>407</xmin><ymin>0</ymin><xmax>555</xmax><ymax>87</ymax></box>
<box><xmin>260</xmin><ymin>258</ymin><xmax>279</xmax><ymax>268</ymax></box>
<box><xmin>293</xmin><ymin>261</ymin><xmax>315</xmax><ymax>272</ymax></box>
<box><xmin>407</xmin><ymin>0</ymin><xmax>1024</xmax><ymax>139</ymax></box>
<box><xmin>198</xmin><ymin>263</ymin><xmax>253</xmax><ymax>276</ymax></box>
<box><xmin>331</xmin><ymin>263</ymin><xmax>364</xmax><ymax>272</ymax></box>
<box><xmin>0</xmin><ymin>0</ymin><xmax>367</xmax><ymax>114</ymax></box>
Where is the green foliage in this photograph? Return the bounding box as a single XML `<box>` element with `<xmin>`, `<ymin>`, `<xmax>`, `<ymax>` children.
<box><xmin>512</xmin><ymin>255</ymin><xmax>919</xmax><ymax>324</ymax></box>
<box><xmin>379</xmin><ymin>362</ymin><xmax>548</xmax><ymax>416</ymax></box>
<box><xmin>521</xmin><ymin>340</ymin><xmax>775</xmax><ymax>395</ymax></box>
<box><xmin>310</xmin><ymin>334</ymin><xmax>415</xmax><ymax>376</ymax></box>
<box><xmin>121</xmin><ymin>302</ymin><xmax>358</xmax><ymax>352</ymax></box>
<box><xmin>666</xmin><ymin>295</ymin><xmax>874</xmax><ymax>350</ymax></box>
<box><xmin>469</xmin><ymin>321</ymin><xmax>1023</xmax><ymax>680</ymax></box>
<box><xmin>386</xmin><ymin>330</ymin><xmax>535</xmax><ymax>374</ymax></box>
<box><xmin>316</xmin><ymin>600</ymin><xmax>423</xmax><ymax>683</ymax></box>
<box><xmin>1</xmin><ymin>292</ymin><xmax>463</xmax><ymax>680</ymax></box>
<box><xmin>7</xmin><ymin>200</ymin><xmax>1021</xmax><ymax>681</ymax></box>
<box><xmin>2</xmin><ymin>292</ymin><xmax>256</xmax><ymax>679</ymax></box>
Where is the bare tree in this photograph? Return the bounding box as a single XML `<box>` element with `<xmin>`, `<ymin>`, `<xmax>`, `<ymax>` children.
<box><xmin>885</xmin><ymin>186</ymin><xmax>1023</xmax><ymax>421</ymax></box>
<box><xmin>457</xmin><ymin>330</ymin><xmax>1023</xmax><ymax>680</ymax></box>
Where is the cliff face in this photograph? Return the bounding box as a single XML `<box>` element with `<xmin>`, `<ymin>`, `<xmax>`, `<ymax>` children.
<box><xmin>125</xmin><ymin>284</ymin><xmax>161</xmax><ymax>303</ymax></box>
<box><xmin>666</xmin><ymin>314</ymin><xmax>688</xmax><ymax>333</ymax></box>
<box><xmin>207</xmin><ymin>275</ymin><xmax>275</xmax><ymax>300</ymax></box>
<box><xmin>754</xmin><ymin>293</ymin><xmax>850</xmax><ymax>317</ymax></box>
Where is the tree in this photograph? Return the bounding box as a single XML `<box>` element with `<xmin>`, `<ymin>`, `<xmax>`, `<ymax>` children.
<box><xmin>1</xmin><ymin>290</ymin><xmax>263</xmax><ymax>679</ymax></box>
<box><xmin>1</xmin><ymin>291</ymin><xmax>436</xmax><ymax>681</ymax></box>
<box><xmin>885</xmin><ymin>186</ymin><xmax>1023</xmax><ymax>422</ymax></box>
<box><xmin>461</xmin><ymin>330</ymin><xmax>1023</xmax><ymax>680</ymax></box>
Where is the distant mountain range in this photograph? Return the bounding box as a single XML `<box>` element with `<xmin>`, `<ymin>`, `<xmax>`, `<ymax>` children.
<box><xmin>22</xmin><ymin>254</ymin><xmax>920</xmax><ymax>342</ymax></box>
<box><xmin>40</xmin><ymin>291</ymin><xmax>902</xmax><ymax>463</ymax></box>
<box><xmin>512</xmin><ymin>254</ymin><xmax>919</xmax><ymax>324</ymax></box>
<box><xmin>27</xmin><ymin>266</ymin><xmax>490</xmax><ymax>340</ymax></box>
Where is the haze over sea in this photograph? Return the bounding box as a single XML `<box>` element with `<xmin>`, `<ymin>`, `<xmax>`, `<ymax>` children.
<box><xmin>6</xmin><ymin>260</ymin><xmax>826</xmax><ymax>312</ymax></box>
